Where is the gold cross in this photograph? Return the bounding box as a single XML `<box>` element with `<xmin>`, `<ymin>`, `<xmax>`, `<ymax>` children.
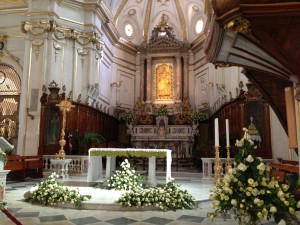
<box><xmin>55</xmin><ymin>98</ymin><xmax>75</xmax><ymax>159</ymax></box>
<box><xmin>56</xmin><ymin>99</ymin><xmax>75</xmax><ymax>112</ymax></box>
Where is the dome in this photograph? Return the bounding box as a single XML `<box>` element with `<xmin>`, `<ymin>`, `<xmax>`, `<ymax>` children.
<box><xmin>104</xmin><ymin>0</ymin><xmax>208</xmax><ymax>45</ymax></box>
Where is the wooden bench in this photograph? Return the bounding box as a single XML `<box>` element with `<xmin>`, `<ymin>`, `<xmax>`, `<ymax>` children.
<box><xmin>270</xmin><ymin>161</ymin><xmax>300</xmax><ymax>199</ymax></box>
<box><xmin>4</xmin><ymin>155</ymin><xmax>44</xmax><ymax>181</ymax></box>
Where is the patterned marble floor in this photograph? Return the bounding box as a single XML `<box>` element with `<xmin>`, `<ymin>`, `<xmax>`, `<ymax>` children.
<box><xmin>0</xmin><ymin>173</ymin><xmax>279</xmax><ymax>225</ymax></box>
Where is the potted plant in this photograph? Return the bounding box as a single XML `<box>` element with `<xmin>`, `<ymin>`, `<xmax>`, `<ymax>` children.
<box><xmin>74</xmin><ymin>132</ymin><xmax>105</xmax><ymax>155</ymax></box>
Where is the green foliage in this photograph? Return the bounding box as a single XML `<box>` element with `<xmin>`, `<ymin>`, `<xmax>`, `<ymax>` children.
<box><xmin>156</xmin><ymin>105</ymin><xmax>168</xmax><ymax>116</ymax></box>
<box><xmin>209</xmin><ymin>128</ymin><xmax>300</xmax><ymax>225</ymax></box>
<box><xmin>0</xmin><ymin>151</ymin><xmax>7</xmax><ymax>165</ymax></box>
<box><xmin>119</xmin><ymin>111</ymin><xmax>134</xmax><ymax>122</ymax></box>
<box><xmin>190</xmin><ymin>112</ymin><xmax>205</xmax><ymax>122</ymax></box>
<box><xmin>25</xmin><ymin>173</ymin><xmax>91</xmax><ymax>208</ymax></box>
<box><xmin>0</xmin><ymin>200</ymin><xmax>7</xmax><ymax>209</ymax></box>
<box><xmin>75</xmin><ymin>132</ymin><xmax>105</xmax><ymax>155</ymax></box>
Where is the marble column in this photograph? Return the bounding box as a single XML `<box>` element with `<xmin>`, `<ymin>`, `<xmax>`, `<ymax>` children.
<box><xmin>146</xmin><ymin>57</ymin><xmax>152</xmax><ymax>102</ymax></box>
<box><xmin>175</xmin><ymin>56</ymin><xmax>182</xmax><ymax>101</ymax></box>
<box><xmin>183</xmin><ymin>55</ymin><xmax>189</xmax><ymax>98</ymax></box>
<box><xmin>140</xmin><ymin>55</ymin><xmax>145</xmax><ymax>101</ymax></box>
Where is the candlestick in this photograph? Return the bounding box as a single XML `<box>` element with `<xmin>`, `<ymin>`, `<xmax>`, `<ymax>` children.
<box><xmin>214</xmin><ymin>145</ymin><xmax>222</xmax><ymax>183</ymax></box>
<box><xmin>214</xmin><ymin>118</ymin><xmax>219</xmax><ymax>146</ymax></box>
<box><xmin>226</xmin><ymin>119</ymin><xmax>230</xmax><ymax>146</ymax></box>
<box><xmin>226</xmin><ymin>146</ymin><xmax>231</xmax><ymax>172</ymax></box>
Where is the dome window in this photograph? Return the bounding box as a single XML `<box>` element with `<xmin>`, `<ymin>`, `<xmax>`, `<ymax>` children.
<box><xmin>195</xmin><ymin>19</ymin><xmax>204</xmax><ymax>34</ymax></box>
<box><xmin>125</xmin><ymin>23</ymin><xmax>134</xmax><ymax>38</ymax></box>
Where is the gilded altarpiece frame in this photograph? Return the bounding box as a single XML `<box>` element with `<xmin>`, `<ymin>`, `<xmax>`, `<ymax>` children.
<box><xmin>153</xmin><ymin>61</ymin><xmax>175</xmax><ymax>103</ymax></box>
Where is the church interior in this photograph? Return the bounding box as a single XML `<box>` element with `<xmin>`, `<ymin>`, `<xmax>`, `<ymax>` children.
<box><xmin>0</xmin><ymin>0</ymin><xmax>300</xmax><ymax>224</ymax></box>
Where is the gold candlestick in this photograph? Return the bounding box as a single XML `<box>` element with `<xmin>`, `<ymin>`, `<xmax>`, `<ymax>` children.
<box><xmin>226</xmin><ymin>146</ymin><xmax>231</xmax><ymax>172</ymax></box>
<box><xmin>56</xmin><ymin>98</ymin><xmax>75</xmax><ymax>159</ymax></box>
<box><xmin>214</xmin><ymin>145</ymin><xmax>222</xmax><ymax>183</ymax></box>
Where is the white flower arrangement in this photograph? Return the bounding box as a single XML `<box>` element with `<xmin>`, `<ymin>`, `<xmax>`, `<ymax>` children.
<box><xmin>209</xmin><ymin>128</ymin><xmax>300</xmax><ymax>225</ymax></box>
<box><xmin>25</xmin><ymin>173</ymin><xmax>91</xmax><ymax>207</ymax></box>
<box><xmin>98</xmin><ymin>159</ymin><xmax>198</xmax><ymax>211</ymax></box>
<box><xmin>104</xmin><ymin>159</ymin><xmax>146</xmax><ymax>191</ymax></box>
<box><xmin>117</xmin><ymin>178</ymin><xmax>198</xmax><ymax>211</ymax></box>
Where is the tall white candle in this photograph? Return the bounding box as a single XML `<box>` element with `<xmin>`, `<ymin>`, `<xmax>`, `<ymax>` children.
<box><xmin>214</xmin><ymin>118</ymin><xmax>219</xmax><ymax>146</ymax></box>
<box><xmin>226</xmin><ymin>119</ymin><xmax>230</xmax><ymax>146</ymax></box>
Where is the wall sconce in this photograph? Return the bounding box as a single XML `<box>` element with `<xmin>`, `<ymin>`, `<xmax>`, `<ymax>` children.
<box><xmin>110</xmin><ymin>80</ymin><xmax>123</xmax><ymax>88</ymax></box>
<box><xmin>26</xmin><ymin>107</ymin><xmax>35</xmax><ymax>120</ymax></box>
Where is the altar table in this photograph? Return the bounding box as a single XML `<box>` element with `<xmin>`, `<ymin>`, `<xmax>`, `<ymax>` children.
<box><xmin>87</xmin><ymin>148</ymin><xmax>172</xmax><ymax>184</ymax></box>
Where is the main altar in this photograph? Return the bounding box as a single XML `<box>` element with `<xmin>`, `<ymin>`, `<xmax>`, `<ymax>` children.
<box><xmin>118</xmin><ymin>15</ymin><xmax>202</xmax><ymax>167</ymax></box>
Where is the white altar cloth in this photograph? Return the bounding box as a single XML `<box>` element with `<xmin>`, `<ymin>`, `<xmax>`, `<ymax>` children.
<box><xmin>87</xmin><ymin>148</ymin><xmax>172</xmax><ymax>184</ymax></box>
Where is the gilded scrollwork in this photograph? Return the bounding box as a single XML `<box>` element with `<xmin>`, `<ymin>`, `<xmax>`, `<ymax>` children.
<box><xmin>133</xmin><ymin>97</ymin><xmax>152</xmax><ymax>125</ymax></box>
<box><xmin>22</xmin><ymin>19</ymin><xmax>105</xmax><ymax>52</ymax></box>
<box><xmin>214</xmin><ymin>62</ymin><xmax>231</xmax><ymax>69</ymax></box>
<box><xmin>32</xmin><ymin>39</ymin><xmax>44</xmax><ymax>59</ymax></box>
<box><xmin>224</xmin><ymin>17</ymin><xmax>259</xmax><ymax>43</ymax></box>
<box><xmin>22</xmin><ymin>20</ymin><xmax>53</xmax><ymax>35</ymax></box>
<box><xmin>173</xmin><ymin>97</ymin><xmax>193</xmax><ymax>125</ymax></box>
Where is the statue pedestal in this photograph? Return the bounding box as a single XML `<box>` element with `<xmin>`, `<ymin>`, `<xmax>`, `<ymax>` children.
<box><xmin>0</xmin><ymin>170</ymin><xmax>10</xmax><ymax>201</ymax></box>
<box><xmin>50</xmin><ymin>159</ymin><xmax>72</xmax><ymax>179</ymax></box>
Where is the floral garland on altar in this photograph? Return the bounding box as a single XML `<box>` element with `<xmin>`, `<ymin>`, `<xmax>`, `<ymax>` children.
<box><xmin>209</xmin><ymin>128</ymin><xmax>300</xmax><ymax>225</ymax></box>
<box><xmin>90</xmin><ymin>149</ymin><xmax>168</xmax><ymax>158</ymax></box>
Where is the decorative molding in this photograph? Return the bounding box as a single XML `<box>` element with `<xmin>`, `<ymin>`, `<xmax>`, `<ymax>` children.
<box><xmin>214</xmin><ymin>62</ymin><xmax>231</xmax><ymax>69</ymax></box>
<box><xmin>224</xmin><ymin>17</ymin><xmax>259</xmax><ymax>43</ymax></box>
<box><xmin>174</xmin><ymin>0</ymin><xmax>187</xmax><ymax>41</ymax></box>
<box><xmin>77</xmin><ymin>49</ymin><xmax>88</xmax><ymax>64</ymax></box>
<box><xmin>53</xmin><ymin>42</ymin><xmax>62</xmax><ymax>62</ymax></box>
<box><xmin>22</xmin><ymin>20</ymin><xmax>53</xmax><ymax>35</ymax></box>
<box><xmin>0</xmin><ymin>34</ymin><xmax>21</xmax><ymax>67</ymax></box>
<box><xmin>113</xmin><ymin>0</ymin><xmax>128</xmax><ymax>24</ymax></box>
<box><xmin>22</xmin><ymin>19</ymin><xmax>105</xmax><ymax>54</ymax></box>
<box><xmin>143</xmin><ymin>0</ymin><xmax>153</xmax><ymax>42</ymax></box>
<box><xmin>32</xmin><ymin>39</ymin><xmax>44</xmax><ymax>59</ymax></box>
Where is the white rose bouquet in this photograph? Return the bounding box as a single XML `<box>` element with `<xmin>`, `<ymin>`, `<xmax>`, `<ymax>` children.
<box><xmin>210</xmin><ymin>128</ymin><xmax>300</xmax><ymax>225</ymax></box>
